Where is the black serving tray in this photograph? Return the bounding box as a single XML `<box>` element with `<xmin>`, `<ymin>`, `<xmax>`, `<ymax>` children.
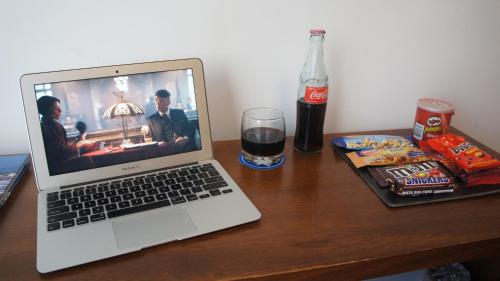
<box><xmin>331</xmin><ymin>142</ymin><xmax>500</xmax><ymax>208</ymax></box>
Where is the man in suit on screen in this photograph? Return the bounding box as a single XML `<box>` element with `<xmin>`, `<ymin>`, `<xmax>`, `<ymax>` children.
<box><xmin>146</xmin><ymin>89</ymin><xmax>196</xmax><ymax>154</ymax></box>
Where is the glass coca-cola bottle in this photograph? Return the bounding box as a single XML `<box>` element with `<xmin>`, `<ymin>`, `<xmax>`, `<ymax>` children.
<box><xmin>294</xmin><ymin>29</ymin><xmax>329</xmax><ymax>152</ymax></box>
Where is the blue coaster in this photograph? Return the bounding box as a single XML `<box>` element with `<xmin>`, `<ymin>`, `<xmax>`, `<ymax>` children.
<box><xmin>239</xmin><ymin>153</ymin><xmax>286</xmax><ymax>170</ymax></box>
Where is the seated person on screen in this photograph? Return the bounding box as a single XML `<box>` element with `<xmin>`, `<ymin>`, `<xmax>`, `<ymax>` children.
<box><xmin>146</xmin><ymin>89</ymin><xmax>196</xmax><ymax>154</ymax></box>
<box><xmin>37</xmin><ymin>96</ymin><xmax>97</xmax><ymax>174</ymax></box>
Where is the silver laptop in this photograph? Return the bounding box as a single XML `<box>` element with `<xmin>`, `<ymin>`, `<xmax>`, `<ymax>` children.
<box><xmin>20</xmin><ymin>58</ymin><xmax>261</xmax><ymax>273</ymax></box>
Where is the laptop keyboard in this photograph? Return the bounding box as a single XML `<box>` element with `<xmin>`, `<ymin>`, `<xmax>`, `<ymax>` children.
<box><xmin>45</xmin><ymin>163</ymin><xmax>232</xmax><ymax>232</ymax></box>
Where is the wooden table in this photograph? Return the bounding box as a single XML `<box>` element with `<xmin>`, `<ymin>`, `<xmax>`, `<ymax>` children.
<box><xmin>1</xmin><ymin>129</ymin><xmax>499</xmax><ymax>281</ymax></box>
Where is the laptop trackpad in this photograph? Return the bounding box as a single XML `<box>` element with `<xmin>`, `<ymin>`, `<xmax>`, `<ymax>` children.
<box><xmin>113</xmin><ymin>208</ymin><xmax>197</xmax><ymax>250</ymax></box>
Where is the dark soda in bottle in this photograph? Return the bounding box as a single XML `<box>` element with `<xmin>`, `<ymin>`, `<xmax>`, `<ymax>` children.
<box><xmin>294</xmin><ymin>29</ymin><xmax>329</xmax><ymax>152</ymax></box>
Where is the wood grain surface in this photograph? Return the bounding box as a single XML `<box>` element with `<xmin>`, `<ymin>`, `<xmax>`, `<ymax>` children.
<box><xmin>0</xmin><ymin>129</ymin><xmax>499</xmax><ymax>281</ymax></box>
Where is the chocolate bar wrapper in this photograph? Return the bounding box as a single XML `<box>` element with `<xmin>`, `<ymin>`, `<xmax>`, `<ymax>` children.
<box><xmin>393</xmin><ymin>178</ymin><xmax>455</xmax><ymax>196</ymax></box>
<box><xmin>466</xmin><ymin>167</ymin><xmax>500</xmax><ymax>187</ymax></box>
<box><xmin>395</xmin><ymin>188</ymin><xmax>454</xmax><ymax>196</ymax></box>
<box><xmin>346</xmin><ymin>146</ymin><xmax>433</xmax><ymax>168</ymax></box>
<box><xmin>370</xmin><ymin>161</ymin><xmax>457</xmax><ymax>196</ymax></box>
<box><xmin>368</xmin><ymin>167</ymin><xmax>391</xmax><ymax>188</ymax></box>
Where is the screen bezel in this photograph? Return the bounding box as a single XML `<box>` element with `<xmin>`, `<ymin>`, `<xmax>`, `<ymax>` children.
<box><xmin>20</xmin><ymin>58</ymin><xmax>213</xmax><ymax>191</ymax></box>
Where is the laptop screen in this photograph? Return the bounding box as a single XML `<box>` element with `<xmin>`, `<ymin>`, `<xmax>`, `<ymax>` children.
<box><xmin>35</xmin><ymin>69</ymin><xmax>202</xmax><ymax>176</ymax></box>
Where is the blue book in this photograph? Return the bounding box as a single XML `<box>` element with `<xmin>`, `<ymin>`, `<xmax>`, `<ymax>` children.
<box><xmin>0</xmin><ymin>154</ymin><xmax>30</xmax><ymax>208</ymax></box>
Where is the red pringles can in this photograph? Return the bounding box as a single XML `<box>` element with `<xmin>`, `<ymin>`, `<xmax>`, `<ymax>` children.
<box><xmin>412</xmin><ymin>98</ymin><xmax>454</xmax><ymax>146</ymax></box>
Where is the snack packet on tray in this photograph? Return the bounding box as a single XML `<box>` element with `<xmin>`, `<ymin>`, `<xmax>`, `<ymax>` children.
<box><xmin>427</xmin><ymin>134</ymin><xmax>500</xmax><ymax>173</ymax></box>
<box><xmin>368</xmin><ymin>161</ymin><xmax>457</xmax><ymax>196</ymax></box>
<box><xmin>332</xmin><ymin>135</ymin><xmax>413</xmax><ymax>151</ymax></box>
<box><xmin>466</xmin><ymin>167</ymin><xmax>500</xmax><ymax>186</ymax></box>
<box><xmin>420</xmin><ymin>144</ymin><xmax>500</xmax><ymax>186</ymax></box>
<box><xmin>419</xmin><ymin>145</ymin><xmax>467</xmax><ymax>182</ymax></box>
<box><xmin>346</xmin><ymin>146</ymin><xmax>433</xmax><ymax>168</ymax></box>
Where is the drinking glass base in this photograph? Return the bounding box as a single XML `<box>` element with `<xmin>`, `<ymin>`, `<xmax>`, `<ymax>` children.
<box><xmin>239</xmin><ymin>153</ymin><xmax>285</xmax><ymax>170</ymax></box>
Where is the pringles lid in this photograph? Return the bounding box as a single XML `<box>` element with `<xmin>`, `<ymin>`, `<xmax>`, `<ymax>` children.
<box><xmin>417</xmin><ymin>98</ymin><xmax>454</xmax><ymax>114</ymax></box>
<box><xmin>310</xmin><ymin>29</ymin><xmax>326</xmax><ymax>35</ymax></box>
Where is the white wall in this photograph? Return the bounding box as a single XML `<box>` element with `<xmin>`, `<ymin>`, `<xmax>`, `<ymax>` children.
<box><xmin>1</xmin><ymin>0</ymin><xmax>499</xmax><ymax>154</ymax></box>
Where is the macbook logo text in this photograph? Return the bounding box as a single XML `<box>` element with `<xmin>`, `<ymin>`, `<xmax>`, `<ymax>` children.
<box><xmin>122</xmin><ymin>165</ymin><xmax>140</xmax><ymax>171</ymax></box>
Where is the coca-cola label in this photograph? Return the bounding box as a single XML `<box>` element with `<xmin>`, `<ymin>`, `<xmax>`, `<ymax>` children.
<box><xmin>304</xmin><ymin>86</ymin><xmax>328</xmax><ymax>104</ymax></box>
